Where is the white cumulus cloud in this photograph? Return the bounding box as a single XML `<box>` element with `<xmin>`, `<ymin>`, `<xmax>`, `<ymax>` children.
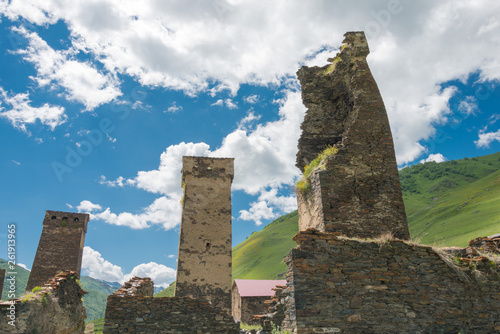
<box><xmin>77</xmin><ymin>200</ymin><xmax>103</xmax><ymax>213</ymax></box>
<box><xmin>87</xmin><ymin>90</ymin><xmax>303</xmax><ymax>228</ymax></box>
<box><xmin>92</xmin><ymin>196</ymin><xmax>182</xmax><ymax>230</ymax></box>
<box><xmin>475</xmin><ymin>129</ymin><xmax>500</xmax><ymax>148</ymax></box>
<box><xmin>420</xmin><ymin>153</ymin><xmax>447</xmax><ymax>164</ymax></box>
<box><xmin>17</xmin><ymin>263</ymin><xmax>31</xmax><ymax>271</ymax></box>
<box><xmin>12</xmin><ymin>26</ymin><xmax>121</xmax><ymax>111</ymax></box>
<box><xmin>0</xmin><ymin>87</ymin><xmax>66</xmax><ymax>134</ymax></box>
<box><xmin>82</xmin><ymin>246</ymin><xmax>124</xmax><ymax>282</ymax></box>
<box><xmin>82</xmin><ymin>246</ymin><xmax>175</xmax><ymax>287</ymax></box>
<box><xmin>2</xmin><ymin>1</ymin><xmax>500</xmax><ymax>163</ymax></box>
<box><xmin>123</xmin><ymin>262</ymin><xmax>176</xmax><ymax>289</ymax></box>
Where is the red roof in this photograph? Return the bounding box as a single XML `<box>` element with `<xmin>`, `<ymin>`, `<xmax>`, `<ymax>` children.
<box><xmin>233</xmin><ymin>279</ymin><xmax>287</xmax><ymax>297</ymax></box>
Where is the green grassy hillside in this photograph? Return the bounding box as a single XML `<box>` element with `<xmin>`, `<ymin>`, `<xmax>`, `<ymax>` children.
<box><xmin>401</xmin><ymin>151</ymin><xmax>500</xmax><ymax>246</ymax></box>
<box><xmin>155</xmin><ymin>281</ymin><xmax>175</xmax><ymax>297</ymax></box>
<box><xmin>80</xmin><ymin>276</ymin><xmax>121</xmax><ymax>322</ymax></box>
<box><xmin>232</xmin><ymin>210</ymin><xmax>299</xmax><ymax>280</ymax></box>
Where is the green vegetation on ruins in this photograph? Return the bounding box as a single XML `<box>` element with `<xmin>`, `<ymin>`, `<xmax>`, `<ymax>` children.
<box><xmin>323</xmin><ymin>56</ymin><xmax>341</xmax><ymax>75</ymax></box>
<box><xmin>296</xmin><ymin>145</ymin><xmax>338</xmax><ymax>194</ymax></box>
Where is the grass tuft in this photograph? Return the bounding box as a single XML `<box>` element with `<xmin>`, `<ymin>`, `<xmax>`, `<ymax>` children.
<box><xmin>323</xmin><ymin>57</ymin><xmax>341</xmax><ymax>75</ymax></box>
<box><xmin>297</xmin><ymin>146</ymin><xmax>338</xmax><ymax>194</ymax></box>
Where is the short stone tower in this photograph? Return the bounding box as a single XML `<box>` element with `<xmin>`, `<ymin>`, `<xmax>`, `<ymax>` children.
<box><xmin>175</xmin><ymin>156</ymin><xmax>234</xmax><ymax>311</ymax></box>
<box><xmin>26</xmin><ymin>210</ymin><xmax>89</xmax><ymax>291</ymax></box>
<box><xmin>296</xmin><ymin>31</ymin><xmax>409</xmax><ymax>240</ymax></box>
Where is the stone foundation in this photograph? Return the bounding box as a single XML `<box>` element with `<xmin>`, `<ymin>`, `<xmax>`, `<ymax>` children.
<box><xmin>104</xmin><ymin>295</ymin><xmax>238</xmax><ymax>333</ymax></box>
<box><xmin>104</xmin><ymin>276</ymin><xmax>239</xmax><ymax>333</ymax></box>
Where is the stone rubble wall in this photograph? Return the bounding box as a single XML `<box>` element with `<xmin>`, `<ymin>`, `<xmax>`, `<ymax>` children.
<box><xmin>469</xmin><ymin>235</ymin><xmax>500</xmax><ymax>254</ymax></box>
<box><xmin>112</xmin><ymin>276</ymin><xmax>154</xmax><ymax>297</ymax></box>
<box><xmin>104</xmin><ymin>295</ymin><xmax>239</xmax><ymax>333</ymax></box>
<box><xmin>279</xmin><ymin>229</ymin><xmax>500</xmax><ymax>334</ymax></box>
<box><xmin>0</xmin><ymin>270</ymin><xmax>87</xmax><ymax>334</ymax></box>
<box><xmin>239</xmin><ymin>296</ymin><xmax>269</xmax><ymax>324</ymax></box>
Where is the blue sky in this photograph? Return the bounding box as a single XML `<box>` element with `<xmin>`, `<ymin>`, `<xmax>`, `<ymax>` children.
<box><xmin>1</xmin><ymin>0</ymin><xmax>499</xmax><ymax>287</ymax></box>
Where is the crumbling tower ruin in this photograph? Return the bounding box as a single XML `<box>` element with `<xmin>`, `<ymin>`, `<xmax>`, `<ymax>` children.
<box><xmin>26</xmin><ymin>210</ymin><xmax>89</xmax><ymax>291</ymax></box>
<box><xmin>175</xmin><ymin>156</ymin><xmax>234</xmax><ymax>311</ymax></box>
<box><xmin>296</xmin><ymin>31</ymin><xmax>409</xmax><ymax>240</ymax></box>
<box><xmin>0</xmin><ymin>269</ymin><xmax>5</xmax><ymax>299</ymax></box>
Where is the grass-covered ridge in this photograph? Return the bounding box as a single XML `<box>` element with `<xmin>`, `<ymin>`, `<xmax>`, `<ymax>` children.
<box><xmin>154</xmin><ymin>281</ymin><xmax>175</xmax><ymax>297</ymax></box>
<box><xmin>400</xmin><ymin>151</ymin><xmax>500</xmax><ymax>246</ymax></box>
<box><xmin>232</xmin><ymin>210</ymin><xmax>299</xmax><ymax>280</ymax></box>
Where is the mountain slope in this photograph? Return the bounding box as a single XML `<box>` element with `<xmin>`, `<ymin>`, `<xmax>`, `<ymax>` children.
<box><xmin>155</xmin><ymin>282</ymin><xmax>175</xmax><ymax>297</ymax></box>
<box><xmin>80</xmin><ymin>276</ymin><xmax>121</xmax><ymax>322</ymax></box>
<box><xmin>232</xmin><ymin>210</ymin><xmax>299</xmax><ymax>280</ymax></box>
<box><xmin>400</xmin><ymin>151</ymin><xmax>500</xmax><ymax>246</ymax></box>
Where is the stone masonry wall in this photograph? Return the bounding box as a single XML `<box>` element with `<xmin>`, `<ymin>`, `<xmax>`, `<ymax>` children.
<box><xmin>104</xmin><ymin>296</ymin><xmax>238</xmax><ymax>333</ymax></box>
<box><xmin>296</xmin><ymin>31</ymin><xmax>409</xmax><ymax>240</ymax></box>
<box><xmin>0</xmin><ymin>270</ymin><xmax>87</xmax><ymax>334</ymax></box>
<box><xmin>279</xmin><ymin>229</ymin><xmax>500</xmax><ymax>334</ymax></box>
<box><xmin>112</xmin><ymin>276</ymin><xmax>154</xmax><ymax>297</ymax></box>
<box><xmin>175</xmin><ymin>156</ymin><xmax>234</xmax><ymax>312</ymax></box>
<box><xmin>26</xmin><ymin>210</ymin><xmax>89</xmax><ymax>291</ymax></box>
<box><xmin>240</xmin><ymin>296</ymin><xmax>268</xmax><ymax>324</ymax></box>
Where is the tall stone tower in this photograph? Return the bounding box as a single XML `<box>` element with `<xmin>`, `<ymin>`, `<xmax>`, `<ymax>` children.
<box><xmin>175</xmin><ymin>156</ymin><xmax>234</xmax><ymax>311</ymax></box>
<box><xmin>295</xmin><ymin>31</ymin><xmax>409</xmax><ymax>240</ymax></box>
<box><xmin>26</xmin><ymin>210</ymin><xmax>89</xmax><ymax>291</ymax></box>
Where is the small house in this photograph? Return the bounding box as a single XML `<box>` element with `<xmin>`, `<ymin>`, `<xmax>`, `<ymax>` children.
<box><xmin>232</xmin><ymin>279</ymin><xmax>287</xmax><ymax>324</ymax></box>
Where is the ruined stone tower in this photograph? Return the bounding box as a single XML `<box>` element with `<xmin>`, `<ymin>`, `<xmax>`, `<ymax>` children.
<box><xmin>175</xmin><ymin>156</ymin><xmax>234</xmax><ymax>311</ymax></box>
<box><xmin>296</xmin><ymin>31</ymin><xmax>409</xmax><ymax>240</ymax></box>
<box><xmin>26</xmin><ymin>210</ymin><xmax>89</xmax><ymax>291</ymax></box>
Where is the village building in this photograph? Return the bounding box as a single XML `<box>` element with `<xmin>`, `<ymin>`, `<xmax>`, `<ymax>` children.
<box><xmin>232</xmin><ymin>279</ymin><xmax>286</xmax><ymax>324</ymax></box>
